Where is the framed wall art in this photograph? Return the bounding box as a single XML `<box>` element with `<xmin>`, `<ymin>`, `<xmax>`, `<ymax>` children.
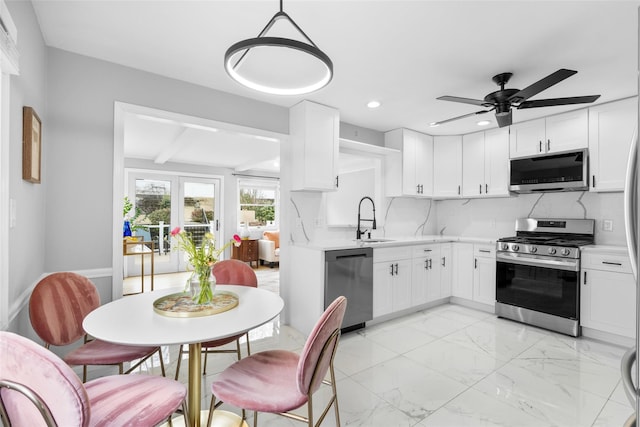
<box><xmin>22</xmin><ymin>106</ymin><xmax>41</xmax><ymax>183</ymax></box>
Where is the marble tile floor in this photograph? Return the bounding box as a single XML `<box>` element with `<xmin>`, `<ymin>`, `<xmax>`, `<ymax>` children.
<box><xmin>120</xmin><ymin>302</ymin><xmax>634</xmax><ymax>427</ymax></box>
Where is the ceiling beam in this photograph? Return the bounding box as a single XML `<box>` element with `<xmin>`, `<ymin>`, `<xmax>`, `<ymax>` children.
<box><xmin>154</xmin><ymin>128</ymin><xmax>190</xmax><ymax>164</ymax></box>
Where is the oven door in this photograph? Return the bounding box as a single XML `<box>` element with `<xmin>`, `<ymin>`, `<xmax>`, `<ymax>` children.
<box><xmin>496</xmin><ymin>252</ymin><xmax>580</xmax><ymax>319</ymax></box>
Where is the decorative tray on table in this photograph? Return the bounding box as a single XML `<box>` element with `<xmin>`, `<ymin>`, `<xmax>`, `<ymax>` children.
<box><xmin>153</xmin><ymin>291</ymin><xmax>239</xmax><ymax>318</ymax></box>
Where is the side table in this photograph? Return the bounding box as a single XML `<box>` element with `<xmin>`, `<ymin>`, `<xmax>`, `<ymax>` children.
<box><xmin>232</xmin><ymin>239</ymin><xmax>259</xmax><ymax>268</ymax></box>
<box><xmin>123</xmin><ymin>238</ymin><xmax>155</xmax><ymax>294</ymax></box>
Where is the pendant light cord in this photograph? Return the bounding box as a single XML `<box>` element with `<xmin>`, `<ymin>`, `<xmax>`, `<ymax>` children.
<box><xmin>231</xmin><ymin>0</ymin><xmax>319</xmax><ymax>70</ymax></box>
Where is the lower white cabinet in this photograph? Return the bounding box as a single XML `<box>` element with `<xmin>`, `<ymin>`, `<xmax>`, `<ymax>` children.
<box><xmin>373</xmin><ymin>247</ymin><xmax>412</xmax><ymax>317</ymax></box>
<box><xmin>451</xmin><ymin>243</ymin><xmax>474</xmax><ymax>299</ymax></box>
<box><xmin>440</xmin><ymin>243</ymin><xmax>452</xmax><ymax>298</ymax></box>
<box><xmin>473</xmin><ymin>244</ymin><xmax>496</xmax><ymax>306</ymax></box>
<box><xmin>581</xmin><ymin>250</ymin><xmax>635</xmax><ymax>338</ymax></box>
<box><xmin>412</xmin><ymin>244</ymin><xmax>442</xmax><ymax>305</ymax></box>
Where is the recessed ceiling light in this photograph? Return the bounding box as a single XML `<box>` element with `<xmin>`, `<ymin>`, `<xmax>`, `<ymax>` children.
<box><xmin>429</xmin><ymin>122</ymin><xmax>440</xmax><ymax>128</ymax></box>
<box><xmin>477</xmin><ymin>120</ymin><xmax>491</xmax><ymax>126</ymax></box>
<box><xmin>367</xmin><ymin>100</ymin><xmax>381</xmax><ymax>109</ymax></box>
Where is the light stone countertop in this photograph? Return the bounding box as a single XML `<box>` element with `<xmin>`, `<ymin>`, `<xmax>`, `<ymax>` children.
<box><xmin>292</xmin><ymin>235</ymin><xmax>498</xmax><ymax>251</ymax></box>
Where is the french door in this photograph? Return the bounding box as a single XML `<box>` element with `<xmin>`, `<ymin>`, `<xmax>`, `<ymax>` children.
<box><xmin>125</xmin><ymin>171</ymin><xmax>221</xmax><ymax>277</ymax></box>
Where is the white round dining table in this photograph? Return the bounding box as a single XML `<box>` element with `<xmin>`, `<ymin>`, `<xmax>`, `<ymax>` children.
<box><xmin>83</xmin><ymin>285</ymin><xmax>284</xmax><ymax>427</ymax></box>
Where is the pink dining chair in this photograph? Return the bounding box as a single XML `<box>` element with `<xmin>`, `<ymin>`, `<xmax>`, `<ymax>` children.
<box><xmin>209</xmin><ymin>296</ymin><xmax>347</xmax><ymax>427</ymax></box>
<box><xmin>174</xmin><ymin>259</ymin><xmax>258</xmax><ymax>379</ymax></box>
<box><xmin>29</xmin><ymin>272</ymin><xmax>165</xmax><ymax>382</ymax></box>
<box><xmin>0</xmin><ymin>331</ymin><xmax>188</xmax><ymax>426</ymax></box>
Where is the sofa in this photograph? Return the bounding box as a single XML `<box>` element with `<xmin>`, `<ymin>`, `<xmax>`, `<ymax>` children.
<box><xmin>258</xmin><ymin>231</ymin><xmax>280</xmax><ymax>267</ymax></box>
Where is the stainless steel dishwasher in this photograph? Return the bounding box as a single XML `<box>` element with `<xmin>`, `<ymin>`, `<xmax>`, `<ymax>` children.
<box><xmin>324</xmin><ymin>247</ymin><xmax>373</xmax><ymax>332</ymax></box>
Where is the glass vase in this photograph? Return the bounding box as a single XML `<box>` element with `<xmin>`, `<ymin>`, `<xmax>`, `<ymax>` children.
<box><xmin>190</xmin><ymin>268</ymin><xmax>216</xmax><ymax>305</ymax></box>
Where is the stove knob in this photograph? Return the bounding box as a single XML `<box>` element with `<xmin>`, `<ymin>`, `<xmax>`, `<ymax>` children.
<box><xmin>529</xmin><ymin>246</ymin><xmax>537</xmax><ymax>253</ymax></box>
<box><xmin>561</xmin><ymin>248</ymin><xmax>571</xmax><ymax>256</ymax></box>
<box><xmin>512</xmin><ymin>244</ymin><xmax>520</xmax><ymax>252</ymax></box>
<box><xmin>501</xmin><ymin>243</ymin><xmax>509</xmax><ymax>251</ymax></box>
<box><xmin>548</xmin><ymin>247</ymin><xmax>557</xmax><ymax>255</ymax></box>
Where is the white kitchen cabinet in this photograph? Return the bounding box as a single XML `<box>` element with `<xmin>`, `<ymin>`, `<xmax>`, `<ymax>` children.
<box><xmin>412</xmin><ymin>244</ymin><xmax>441</xmax><ymax>305</ymax></box>
<box><xmin>440</xmin><ymin>243</ymin><xmax>452</xmax><ymax>298</ymax></box>
<box><xmin>462</xmin><ymin>128</ymin><xmax>509</xmax><ymax>198</ymax></box>
<box><xmin>588</xmin><ymin>97</ymin><xmax>637</xmax><ymax>192</ymax></box>
<box><xmin>433</xmin><ymin>136</ymin><xmax>462</xmax><ymax>198</ymax></box>
<box><xmin>473</xmin><ymin>244</ymin><xmax>496</xmax><ymax>306</ymax></box>
<box><xmin>581</xmin><ymin>250</ymin><xmax>635</xmax><ymax>338</ymax></box>
<box><xmin>384</xmin><ymin>128</ymin><xmax>433</xmax><ymax>197</ymax></box>
<box><xmin>509</xmin><ymin>109</ymin><xmax>588</xmax><ymax>159</ymax></box>
<box><xmin>373</xmin><ymin>246</ymin><xmax>412</xmax><ymax>317</ymax></box>
<box><xmin>451</xmin><ymin>242</ymin><xmax>474</xmax><ymax>299</ymax></box>
<box><xmin>290</xmin><ymin>100</ymin><xmax>339</xmax><ymax>191</ymax></box>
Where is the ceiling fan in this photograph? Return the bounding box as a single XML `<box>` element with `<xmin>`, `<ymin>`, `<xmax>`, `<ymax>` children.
<box><xmin>431</xmin><ymin>69</ymin><xmax>601</xmax><ymax>128</ymax></box>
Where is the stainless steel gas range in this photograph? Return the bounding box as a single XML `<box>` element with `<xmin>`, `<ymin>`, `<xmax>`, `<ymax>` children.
<box><xmin>495</xmin><ymin>218</ymin><xmax>595</xmax><ymax>337</ymax></box>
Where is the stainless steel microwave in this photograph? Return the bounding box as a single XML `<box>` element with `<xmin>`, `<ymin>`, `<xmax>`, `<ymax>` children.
<box><xmin>509</xmin><ymin>149</ymin><xmax>589</xmax><ymax>193</ymax></box>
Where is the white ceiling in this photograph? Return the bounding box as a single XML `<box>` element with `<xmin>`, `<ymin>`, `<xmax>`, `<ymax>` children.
<box><xmin>31</xmin><ymin>1</ymin><xmax>639</xmax><ymax>172</ymax></box>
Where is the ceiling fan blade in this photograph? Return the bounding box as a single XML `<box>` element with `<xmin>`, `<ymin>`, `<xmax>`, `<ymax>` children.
<box><xmin>430</xmin><ymin>109</ymin><xmax>492</xmax><ymax>127</ymax></box>
<box><xmin>437</xmin><ymin>96</ymin><xmax>490</xmax><ymax>107</ymax></box>
<box><xmin>517</xmin><ymin>95</ymin><xmax>601</xmax><ymax>109</ymax></box>
<box><xmin>508</xmin><ymin>69</ymin><xmax>577</xmax><ymax>103</ymax></box>
<box><xmin>495</xmin><ymin>110</ymin><xmax>512</xmax><ymax>128</ymax></box>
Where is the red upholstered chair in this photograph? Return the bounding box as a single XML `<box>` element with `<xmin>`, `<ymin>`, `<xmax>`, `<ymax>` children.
<box><xmin>209</xmin><ymin>296</ymin><xmax>347</xmax><ymax>427</ymax></box>
<box><xmin>174</xmin><ymin>259</ymin><xmax>258</xmax><ymax>379</ymax></box>
<box><xmin>0</xmin><ymin>331</ymin><xmax>187</xmax><ymax>426</ymax></box>
<box><xmin>29</xmin><ymin>272</ymin><xmax>165</xmax><ymax>382</ymax></box>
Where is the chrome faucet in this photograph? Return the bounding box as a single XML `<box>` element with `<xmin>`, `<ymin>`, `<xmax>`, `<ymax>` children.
<box><xmin>356</xmin><ymin>196</ymin><xmax>377</xmax><ymax>240</ymax></box>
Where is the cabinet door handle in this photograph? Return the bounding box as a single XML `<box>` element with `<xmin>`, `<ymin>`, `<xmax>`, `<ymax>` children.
<box><xmin>479</xmin><ymin>184</ymin><xmax>482</xmax><ymax>194</ymax></box>
<box><xmin>424</xmin><ymin>259</ymin><xmax>428</xmax><ymax>270</ymax></box>
<box><xmin>442</xmin><ymin>256</ymin><xmax>446</xmax><ymax>267</ymax></box>
<box><xmin>602</xmin><ymin>261</ymin><xmax>623</xmax><ymax>266</ymax></box>
<box><xmin>583</xmin><ymin>271</ymin><xmax>587</xmax><ymax>285</ymax></box>
<box><xmin>592</xmin><ymin>175</ymin><xmax>596</xmax><ymax>188</ymax></box>
<box><xmin>394</xmin><ymin>263</ymin><xmax>399</xmax><ymax>275</ymax></box>
<box><xmin>479</xmin><ymin>249</ymin><xmax>491</xmax><ymax>253</ymax></box>
<box><xmin>390</xmin><ymin>264</ymin><xmax>394</xmax><ymax>276</ymax></box>
<box><xmin>547</xmin><ymin>139</ymin><xmax>551</xmax><ymax>151</ymax></box>
<box><xmin>539</xmin><ymin>140</ymin><xmax>542</xmax><ymax>152</ymax></box>
<box><xmin>485</xmin><ymin>183</ymin><xmax>488</xmax><ymax>194</ymax></box>
<box><xmin>458</xmin><ymin>185</ymin><xmax>461</xmax><ymax>195</ymax></box>
<box><xmin>424</xmin><ymin>249</ymin><xmax>432</xmax><ymax>252</ymax></box>
<box><xmin>428</xmin><ymin>259</ymin><xmax>432</xmax><ymax>269</ymax></box>
<box><xmin>474</xmin><ymin>258</ymin><xmax>478</xmax><ymax>269</ymax></box>
<box><xmin>336</xmin><ymin>176</ymin><xmax>339</xmax><ymax>188</ymax></box>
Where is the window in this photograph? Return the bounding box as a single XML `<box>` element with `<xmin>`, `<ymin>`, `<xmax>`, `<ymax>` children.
<box><xmin>238</xmin><ymin>179</ymin><xmax>279</xmax><ymax>228</ymax></box>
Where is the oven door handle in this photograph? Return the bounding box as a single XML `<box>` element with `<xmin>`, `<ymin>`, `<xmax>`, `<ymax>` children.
<box><xmin>496</xmin><ymin>252</ymin><xmax>580</xmax><ymax>272</ymax></box>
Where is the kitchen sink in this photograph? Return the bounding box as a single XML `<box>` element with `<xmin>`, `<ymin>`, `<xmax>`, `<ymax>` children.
<box><xmin>356</xmin><ymin>238</ymin><xmax>395</xmax><ymax>244</ymax></box>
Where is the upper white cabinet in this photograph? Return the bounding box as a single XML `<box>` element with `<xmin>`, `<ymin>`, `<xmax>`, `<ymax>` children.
<box><xmin>509</xmin><ymin>109</ymin><xmax>588</xmax><ymax>159</ymax></box>
<box><xmin>290</xmin><ymin>100</ymin><xmax>339</xmax><ymax>191</ymax></box>
<box><xmin>433</xmin><ymin>135</ymin><xmax>463</xmax><ymax>198</ymax></box>
<box><xmin>588</xmin><ymin>97</ymin><xmax>637</xmax><ymax>192</ymax></box>
<box><xmin>462</xmin><ymin>128</ymin><xmax>509</xmax><ymax>198</ymax></box>
<box><xmin>385</xmin><ymin>128</ymin><xmax>433</xmax><ymax>197</ymax></box>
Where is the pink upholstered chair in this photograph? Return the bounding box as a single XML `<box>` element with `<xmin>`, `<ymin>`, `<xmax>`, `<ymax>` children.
<box><xmin>209</xmin><ymin>296</ymin><xmax>347</xmax><ymax>427</ymax></box>
<box><xmin>0</xmin><ymin>331</ymin><xmax>187</xmax><ymax>426</ymax></box>
<box><xmin>175</xmin><ymin>259</ymin><xmax>258</xmax><ymax>379</ymax></box>
<box><xmin>29</xmin><ymin>272</ymin><xmax>164</xmax><ymax>382</ymax></box>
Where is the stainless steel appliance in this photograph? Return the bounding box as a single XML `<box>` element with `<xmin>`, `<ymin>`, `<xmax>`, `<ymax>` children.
<box><xmin>621</xmin><ymin>125</ymin><xmax>639</xmax><ymax>426</ymax></box>
<box><xmin>324</xmin><ymin>247</ymin><xmax>373</xmax><ymax>332</ymax></box>
<box><xmin>495</xmin><ymin>218</ymin><xmax>595</xmax><ymax>337</ymax></box>
<box><xmin>509</xmin><ymin>149</ymin><xmax>589</xmax><ymax>193</ymax></box>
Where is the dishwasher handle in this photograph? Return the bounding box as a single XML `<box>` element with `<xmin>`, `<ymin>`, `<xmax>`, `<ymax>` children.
<box><xmin>325</xmin><ymin>248</ymin><xmax>373</xmax><ymax>262</ymax></box>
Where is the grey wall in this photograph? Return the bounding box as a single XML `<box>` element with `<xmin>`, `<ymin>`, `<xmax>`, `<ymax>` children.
<box><xmin>6</xmin><ymin>1</ymin><xmax>47</xmax><ymax>331</ymax></box>
<box><xmin>44</xmin><ymin>48</ymin><xmax>289</xmax><ymax>276</ymax></box>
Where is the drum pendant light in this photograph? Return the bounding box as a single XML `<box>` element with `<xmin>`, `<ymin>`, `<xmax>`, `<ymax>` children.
<box><xmin>224</xmin><ymin>0</ymin><xmax>333</xmax><ymax>96</ymax></box>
